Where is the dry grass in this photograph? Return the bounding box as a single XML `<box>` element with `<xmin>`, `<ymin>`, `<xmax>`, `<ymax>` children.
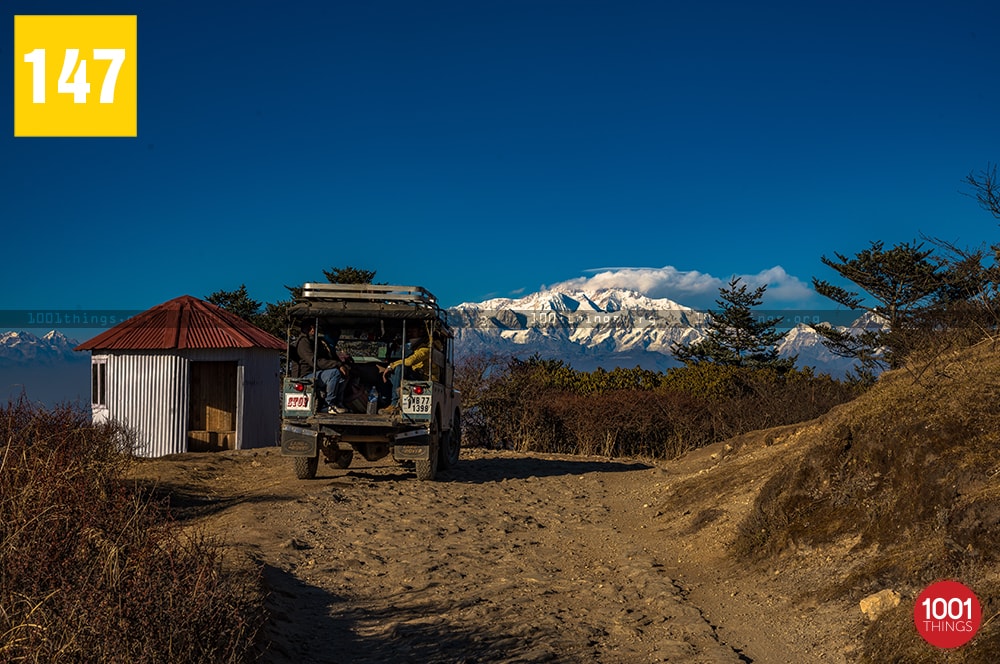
<box><xmin>464</xmin><ymin>363</ymin><xmax>857</xmax><ymax>461</ymax></box>
<box><xmin>731</xmin><ymin>341</ymin><xmax>1000</xmax><ymax>660</ymax></box>
<box><xmin>0</xmin><ymin>398</ymin><xmax>265</xmax><ymax>664</ymax></box>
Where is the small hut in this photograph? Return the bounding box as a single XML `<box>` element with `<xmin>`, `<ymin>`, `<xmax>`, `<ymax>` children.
<box><xmin>75</xmin><ymin>295</ymin><xmax>285</xmax><ymax>457</ymax></box>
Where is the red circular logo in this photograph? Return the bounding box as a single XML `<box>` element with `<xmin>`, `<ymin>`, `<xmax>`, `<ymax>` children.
<box><xmin>913</xmin><ymin>580</ymin><xmax>982</xmax><ymax>649</ymax></box>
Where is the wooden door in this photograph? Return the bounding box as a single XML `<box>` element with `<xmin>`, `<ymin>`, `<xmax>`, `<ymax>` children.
<box><xmin>187</xmin><ymin>361</ymin><xmax>237</xmax><ymax>451</ymax></box>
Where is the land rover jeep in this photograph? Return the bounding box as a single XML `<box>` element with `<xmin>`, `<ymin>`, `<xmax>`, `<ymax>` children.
<box><xmin>279</xmin><ymin>283</ymin><xmax>461</xmax><ymax>481</ymax></box>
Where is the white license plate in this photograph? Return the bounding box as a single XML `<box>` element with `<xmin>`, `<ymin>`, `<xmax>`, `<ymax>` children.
<box><xmin>284</xmin><ymin>393</ymin><xmax>312</xmax><ymax>412</ymax></box>
<box><xmin>402</xmin><ymin>394</ymin><xmax>432</xmax><ymax>415</ymax></box>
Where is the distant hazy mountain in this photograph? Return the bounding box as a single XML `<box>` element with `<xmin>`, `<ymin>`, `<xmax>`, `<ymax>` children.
<box><xmin>0</xmin><ymin>331</ymin><xmax>89</xmax><ymax>405</ymax></box>
<box><xmin>449</xmin><ymin>287</ymin><xmax>861</xmax><ymax>376</ymax></box>
<box><xmin>0</xmin><ymin>330</ymin><xmax>84</xmax><ymax>367</ymax></box>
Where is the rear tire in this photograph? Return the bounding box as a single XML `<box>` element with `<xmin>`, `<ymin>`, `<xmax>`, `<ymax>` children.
<box><xmin>415</xmin><ymin>416</ymin><xmax>440</xmax><ymax>481</ymax></box>
<box><xmin>438</xmin><ymin>409</ymin><xmax>461</xmax><ymax>469</ymax></box>
<box><xmin>294</xmin><ymin>454</ymin><xmax>318</xmax><ymax>479</ymax></box>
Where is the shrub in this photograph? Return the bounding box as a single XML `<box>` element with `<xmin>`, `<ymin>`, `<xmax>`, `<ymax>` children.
<box><xmin>547</xmin><ymin>389</ymin><xmax>712</xmax><ymax>459</ymax></box>
<box><xmin>0</xmin><ymin>398</ymin><xmax>264</xmax><ymax>664</ymax></box>
<box><xmin>457</xmin><ymin>354</ymin><xmax>857</xmax><ymax>459</ymax></box>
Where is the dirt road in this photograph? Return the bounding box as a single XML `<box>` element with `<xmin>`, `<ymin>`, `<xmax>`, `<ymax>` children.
<box><xmin>134</xmin><ymin>442</ymin><xmax>861</xmax><ymax>663</ymax></box>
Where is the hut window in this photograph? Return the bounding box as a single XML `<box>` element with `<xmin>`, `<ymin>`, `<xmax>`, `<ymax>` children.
<box><xmin>91</xmin><ymin>358</ymin><xmax>107</xmax><ymax>407</ymax></box>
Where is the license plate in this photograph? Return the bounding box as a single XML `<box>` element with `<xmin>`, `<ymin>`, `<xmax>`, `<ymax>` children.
<box><xmin>402</xmin><ymin>394</ymin><xmax>431</xmax><ymax>415</ymax></box>
<box><xmin>284</xmin><ymin>392</ymin><xmax>312</xmax><ymax>413</ymax></box>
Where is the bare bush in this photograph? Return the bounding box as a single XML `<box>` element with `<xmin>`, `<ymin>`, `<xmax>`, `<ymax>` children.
<box><xmin>463</xmin><ymin>359</ymin><xmax>856</xmax><ymax>460</ymax></box>
<box><xmin>0</xmin><ymin>398</ymin><xmax>264</xmax><ymax>664</ymax></box>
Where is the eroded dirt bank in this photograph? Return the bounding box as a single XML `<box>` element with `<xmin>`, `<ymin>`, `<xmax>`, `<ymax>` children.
<box><xmin>133</xmin><ymin>444</ymin><xmax>860</xmax><ymax>663</ymax></box>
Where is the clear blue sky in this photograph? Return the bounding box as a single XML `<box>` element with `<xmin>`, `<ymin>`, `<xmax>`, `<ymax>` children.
<box><xmin>3</xmin><ymin>0</ymin><xmax>1000</xmax><ymax>331</ymax></box>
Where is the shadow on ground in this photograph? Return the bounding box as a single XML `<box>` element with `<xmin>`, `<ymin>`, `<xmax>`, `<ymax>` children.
<box><xmin>446</xmin><ymin>453</ymin><xmax>650</xmax><ymax>483</ymax></box>
<box><xmin>129</xmin><ymin>479</ymin><xmax>299</xmax><ymax>521</ymax></box>
<box><xmin>258</xmin><ymin>564</ymin><xmax>353</xmax><ymax>664</ymax></box>
<box><xmin>258</xmin><ymin>564</ymin><xmax>580</xmax><ymax>664</ymax></box>
<box><xmin>307</xmin><ymin>452</ymin><xmax>651</xmax><ymax>485</ymax></box>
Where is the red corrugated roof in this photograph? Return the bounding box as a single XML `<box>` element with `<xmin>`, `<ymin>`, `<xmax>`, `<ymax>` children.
<box><xmin>75</xmin><ymin>295</ymin><xmax>285</xmax><ymax>351</ymax></box>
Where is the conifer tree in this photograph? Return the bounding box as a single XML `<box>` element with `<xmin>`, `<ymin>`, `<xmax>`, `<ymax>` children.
<box><xmin>205</xmin><ymin>284</ymin><xmax>262</xmax><ymax>322</ymax></box>
<box><xmin>810</xmin><ymin>241</ymin><xmax>943</xmax><ymax>372</ymax></box>
<box><xmin>672</xmin><ymin>277</ymin><xmax>793</xmax><ymax>371</ymax></box>
<box><xmin>207</xmin><ymin>267</ymin><xmax>382</xmax><ymax>340</ymax></box>
<box><xmin>322</xmin><ymin>266</ymin><xmax>377</xmax><ymax>284</ymax></box>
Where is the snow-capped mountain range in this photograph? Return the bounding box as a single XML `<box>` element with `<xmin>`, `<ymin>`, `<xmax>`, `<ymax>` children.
<box><xmin>449</xmin><ymin>286</ymin><xmax>861</xmax><ymax>376</ymax></box>
<box><xmin>0</xmin><ymin>330</ymin><xmax>85</xmax><ymax>368</ymax></box>
<box><xmin>0</xmin><ymin>287</ymin><xmax>863</xmax><ymax>404</ymax></box>
<box><xmin>0</xmin><ymin>331</ymin><xmax>90</xmax><ymax>405</ymax></box>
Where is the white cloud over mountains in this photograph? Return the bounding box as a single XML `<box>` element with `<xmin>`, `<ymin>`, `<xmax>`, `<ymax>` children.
<box><xmin>548</xmin><ymin>265</ymin><xmax>816</xmax><ymax>308</ymax></box>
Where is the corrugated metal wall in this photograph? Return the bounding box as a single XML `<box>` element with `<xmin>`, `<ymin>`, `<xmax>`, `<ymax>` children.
<box><xmin>106</xmin><ymin>351</ymin><xmax>189</xmax><ymax>457</ymax></box>
<box><xmin>239</xmin><ymin>348</ymin><xmax>281</xmax><ymax>448</ymax></box>
<box><xmin>99</xmin><ymin>348</ymin><xmax>279</xmax><ymax>458</ymax></box>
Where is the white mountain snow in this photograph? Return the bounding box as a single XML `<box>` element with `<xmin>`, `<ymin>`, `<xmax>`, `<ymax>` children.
<box><xmin>0</xmin><ymin>287</ymin><xmax>867</xmax><ymax>405</ymax></box>
<box><xmin>449</xmin><ymin>286</ymin><xmax>862</xmax><ymax>376</ymax></box>
<box><xmin>0</xmin><ymin>330</ymin><xmax>85</xmax><ymax>367</ymax></box>
<box><xmin>0</xmin><ymin>331</ymin><xmax>90</xmax><ymax>405</ymax></box>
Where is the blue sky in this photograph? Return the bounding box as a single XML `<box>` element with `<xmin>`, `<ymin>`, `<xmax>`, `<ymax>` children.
<box><xmin>3</xmin><ymin>0</ymin><xmax>1000</xmax><ymax>336</ymax></box>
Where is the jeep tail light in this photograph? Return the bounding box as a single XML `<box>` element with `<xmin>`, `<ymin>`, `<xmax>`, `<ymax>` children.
<box><xmin>294</xmin><ymin>383</ymin><xmax>305</xmax><ymax>392</ymax></box>
<box><xmin>413</xmin><ymin>385</ymin><xmax>424</xmax><ymax>395</ymax></box>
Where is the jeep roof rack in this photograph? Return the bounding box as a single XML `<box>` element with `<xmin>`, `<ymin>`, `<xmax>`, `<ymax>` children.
<box><xmin>288</xmin><ymin>283</ymin><xmax>449</xmax><ymax>328</ymax></box>
<box><xmin>300</xmin><ymin>283</ymin><xmax>438</xmax><ymax>307</ymax></box>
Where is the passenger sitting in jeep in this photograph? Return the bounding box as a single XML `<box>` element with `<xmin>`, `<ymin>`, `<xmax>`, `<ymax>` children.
<box><xmin>379</xmin><ymin>327</ymin><xmax>430</xmax><ymax>414</ymax></box>
<box><xmin>297</xmin><ymin>322</ymin><xmax>350</xmax><ymax>414</ymax></box>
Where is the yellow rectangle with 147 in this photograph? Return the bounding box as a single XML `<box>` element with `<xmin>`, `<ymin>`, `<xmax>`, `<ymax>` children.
<box><xmin>14</xmin><ymin>15</ymin><xmax>137</xmax><ymax>137</ymax></box>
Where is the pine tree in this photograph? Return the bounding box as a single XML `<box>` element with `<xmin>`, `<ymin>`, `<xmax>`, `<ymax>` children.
<box><xmin>322</xmin><ymin>266</ymin><xmax>377</xmax><ymax>284</ymax></box>
<box><xmin>205</xmin><ymin>284</ymin><xmax>262</xmax><ymax>322</ymax></box>
<box><xmin>672</xmin><ymin>277</ymin><xmax>794</xmax><ymax>371</ymax></box>
<box><xmin>810</xmin><ymin>241</ymin><xmax>943</xmax><ymax>371</ymax></box>
<box><xmin>205</xmin><ymin>267</ymin><xmax>382</xmax><ymax>340</ymax></box>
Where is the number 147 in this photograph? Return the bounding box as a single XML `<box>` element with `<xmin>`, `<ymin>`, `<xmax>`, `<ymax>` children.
<box><xmin>23</xmin><ymin>48</ymin><xmax>126</xmax><ymax>104</ymax></box>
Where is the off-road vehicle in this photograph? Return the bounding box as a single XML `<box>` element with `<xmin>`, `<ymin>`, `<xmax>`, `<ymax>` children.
<box><xmin>279</xmin><ymin>283</ymin><xmax>461</xmax><ymax>481</ymax></box>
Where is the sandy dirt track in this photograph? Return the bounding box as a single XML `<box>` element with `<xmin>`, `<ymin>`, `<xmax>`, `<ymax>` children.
<box><xmin>134</xmin><ymin>442</ymin><xmax>861</xmax><ymax>663</ymax></box>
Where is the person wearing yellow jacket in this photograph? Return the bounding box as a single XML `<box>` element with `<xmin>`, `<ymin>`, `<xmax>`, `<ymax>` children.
<box><xmin>379</xmin><ymin>328</ymin><xmax>430</xmax><ymax>413</ymax></box>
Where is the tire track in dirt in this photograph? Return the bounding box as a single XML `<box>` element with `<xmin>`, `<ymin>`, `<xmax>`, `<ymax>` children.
<box><xmin>199</xmin><ymin>449</ymin><xmax>745</xmax><ymax>663</ymax></box>
<box><xmin>137</xmin><ymin>448</ymin><xmax>768</xmax><ymax>662</ymax></box>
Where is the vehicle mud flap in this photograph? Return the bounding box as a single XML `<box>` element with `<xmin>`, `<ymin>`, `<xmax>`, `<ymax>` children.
<box><xmin>393</xmin><ymin>444</ymin><xmax>430</xmax><ymax>462</ymax></box>
<box><xmin>281</xmin><ymin>424</ymin><xmax>319</xmax><ymax>457</ymax></box>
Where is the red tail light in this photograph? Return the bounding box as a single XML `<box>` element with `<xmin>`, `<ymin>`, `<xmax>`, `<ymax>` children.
<box><xmin>413</xmin><ymin>385</ymin><xmax>424</xmax><ymax>395</ymax></box>
<box><xmin>294</xmin><ymin>383</ymin><xmax>305</xmax><ymax>392</ymax></box>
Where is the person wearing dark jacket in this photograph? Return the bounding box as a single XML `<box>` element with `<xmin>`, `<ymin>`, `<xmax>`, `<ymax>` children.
<box><xmin>297</xmin><ymin>322</ymin><xmax>349</xmax><ymax>413</ymax></box>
